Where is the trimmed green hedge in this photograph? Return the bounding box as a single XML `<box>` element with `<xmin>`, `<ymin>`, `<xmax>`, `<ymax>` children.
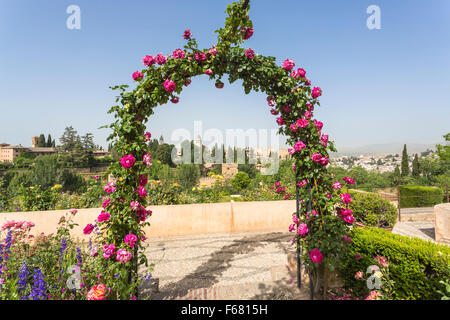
<box><xmin>348</xmin><ymin>191</ymin><xmax>398</xmax><ymax>228</ymax></box>
<box><xmin>339</xmin><ymin>227</ymin><xmax>450</xmax><ymax>300</ymax></box>
<box><xmin>399</xmin><ymin>186</ymin><xmax>443</xmax><ymax>208</ymax></box>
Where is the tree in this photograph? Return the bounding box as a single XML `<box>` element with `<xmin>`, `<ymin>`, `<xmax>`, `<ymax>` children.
<box><xmin>401</xmin><ymin>144</ymin><xmax>409</xmax><ymax>177</ymax></box>
<box><xmin>177</xmin><ymin>164</ymin><xmax>200</xmax><ymax>189</ymax></box>
<box><xmin>412</xmin><ymin>154</ymin><xmax>420</xmax><ymax>177</ymax></box>
<box><xmin>46</xmin><ymin>134</ymin><xmax>53</xmax><ymax>147</ymax></box>
<box><xmin>30</xmin><ymin>155</ymin><xmax>60</xmax><ymax>189</ymax></box>
<box><xmin>37</xmin><ymin>134</ymin><xmax>46</xmax><ymax>147</ymax></box>
<box><xmin>60</xmin><ymin>126</ymin><xmax>80</xmax><ymax>152</ymax></box>
<box><xmin>436</xmin><ymin>132</ymin><xmax>450</xmax><ymax>162</ymax></box>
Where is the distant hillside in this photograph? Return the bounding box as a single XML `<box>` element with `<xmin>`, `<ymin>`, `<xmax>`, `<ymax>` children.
<box><xmin>331</xmin><ymin>142</ymin><xmax>437</xmax><ymax>157</ymax></box>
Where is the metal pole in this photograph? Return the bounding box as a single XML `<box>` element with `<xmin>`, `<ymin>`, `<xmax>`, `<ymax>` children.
<box><xmin>307</xmin><ymin>181</ymin><xmax>314</xmax><ymax>300</ymax></box>
<box><xmin>295</xmin><ymin>180</ymin><xmax>301</xmax><ymax>289</ymax></box>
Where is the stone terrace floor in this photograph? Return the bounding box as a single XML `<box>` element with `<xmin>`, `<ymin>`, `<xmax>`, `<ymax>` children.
<box><xmin>140</xmin><ymin>231</ymin><xmax>311</xmax><ymax>300</ymax></box>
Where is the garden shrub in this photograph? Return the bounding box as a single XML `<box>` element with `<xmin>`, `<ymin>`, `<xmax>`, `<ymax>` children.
<box><xmin>399</xmin><ymin>186</ymin><xmax>444</xmax><ymax>208</ymax></box>
<box><xmin>339</xmin><ymin>227</ymin><xmax>450</xmax><ymax>300</ymax></box>
<box><xmin>348</xmin><ymin>191</ymin><xmax>397</xmax><ymax>228</ymax></box>
<box><xmin>230</xmin><ymin>172</ymin><xmax>251</xmax><ymax>191</ymax></box>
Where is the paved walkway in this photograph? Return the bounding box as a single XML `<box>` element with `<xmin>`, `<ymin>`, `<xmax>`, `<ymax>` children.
<box><xmin>392</xmin><ymin>221</ymin><xmax>437</xmax><ymax>243</ymax></box>
<box><xmin>139</xmin><ymin>231</ymin><xmax>310</xmax><ymax>300</ymax></box>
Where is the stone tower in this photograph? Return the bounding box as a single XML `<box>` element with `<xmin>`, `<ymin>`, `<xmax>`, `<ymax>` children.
<box><xmin>31</xmin><ymin>136</ymin><xmax>39</xmax><ymax>148</ymax></box>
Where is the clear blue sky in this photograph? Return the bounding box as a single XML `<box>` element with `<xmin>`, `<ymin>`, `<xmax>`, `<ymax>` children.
<box><xmin>0</xmin><ymin>0</ymin><xmax>449</xmax><ymax>151</ymax></box>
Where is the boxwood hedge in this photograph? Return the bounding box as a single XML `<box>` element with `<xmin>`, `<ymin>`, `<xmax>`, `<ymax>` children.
<box><xmin>399</xmin><ymin>186</ymin><xmax>443</xmax><ymax>208</ymax></box>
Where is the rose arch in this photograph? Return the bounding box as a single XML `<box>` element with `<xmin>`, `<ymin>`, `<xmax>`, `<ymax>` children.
<box><xmin>90</xmin><ymin>0</ymin><xmax>356</xmax><ymax>300</ymax></box>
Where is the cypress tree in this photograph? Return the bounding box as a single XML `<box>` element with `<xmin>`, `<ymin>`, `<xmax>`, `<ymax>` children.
<box><xmin>412</xmin><ymin>154</ymin><xmax>420</xmax><ymax>177</ymax></box>
<box><xmin>47</xmin><ymin>134</ymin><xmax>52</xmax><ymax>147</ymax></box>
<box><xmin>401</xmin><ymin>144</ymin><xmax>409</xmax><ymax>177</ymax></box>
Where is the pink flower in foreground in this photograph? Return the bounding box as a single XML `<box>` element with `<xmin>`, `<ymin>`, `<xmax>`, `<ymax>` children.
<box><xmin>320</xmin><ymin>134</ymin><xmax>329</xmax><ymax>147</ymax></box>
<box><xmin>296</xmin><ymin>118</ymin><xmax>309</xmax><ymax>128</ymax></box>
<box><xmin>170</xmin><ymin>97</ymin><xmax>180</xmax><ymax>104</ymax></box>
<box><xmin>144</xmin><ymin>132</ymin><xmax>152</xmax><ymax>141</ymax></box>
<box><xmin>245</xmin><ymin>48</ymin><xmax>255</xmax><ymax>59</ymax></box>
<box><xmin>243</xmin><ymin>27</ymin><xmax>254</xmax><ymax>40</ymax></box>
<box><xmin>172</xmin><ymin>48</ymin><xmax>185</xmax><ymax>59</ymax></box>
<box><xmin>116</xmin><ymin>249</ymin><xmax>132</xmax><ymax>263</ymax></box>
<box><xmin>267</xmin><ymin>99</ymin><xmax>275</xmax><ymax>107</ymax></box>
<box><xmin>104</xmin><ymin>181</ymin><xmax>116</xmax><ymax>194</ymax></box>
<box><xmin>138</xmin><ymin>175</ymin><xmax>148</xmax><ymax>187</ymax></box>
<box><xmin>343</xmin><ymin>177</ymin><xmax>355</xmax><ymax>185</ymax></box>
<box><xmin>303</xmin><ymin>111</ymin><xmax>312</xmax><ymax>120</ymax></box>
<box><xmin>143</xmin><ymin>153</ymin><xmax>152</xmax><ymax>167</ymax></box>
<box><xmin>344</xmin><ymin>214</ymin><xmax>354</xmax><ymax>224</ymax></box>
<box><xmin>102</xmin><ymin>198</ymin><xmax>110</xmax><ymax>209</ymax></box>
<box><xmin>292</xmin><ymin>215</ymin><xmax>299</xmax><ymax>225</ymax></box>
<box><xmin>342</xmin><ymin>235</ymin><xmax>352</xmax><ymax>243</ymax></box>
<box><xmin>313</xmin><ymin>120</ymin><xmax>323</xmax><ymax>130</ymax></box>
<box><xmin>289</xmin><ymin>224</ymin><xmax>295</xmax><ymax>232</ymax></box>
<box><xmin>290</xmin><ymin>124</ymin><xmax>298</xmax><ymax>133</ymax></box>
<box><xmin>355</xmin><ymin>271</ymin><xmax>363</xmax><ymax>279</ymax></box>
<box><xmin>208</xmin><ymin>46</ymin><xmax>218</xmax><ymax>56</ymax></box>
<box><xmin>137</xmin><ymin>186</ymin><xmax>147</xmax><ymax>198</ymax></box>
<box><xmin>97</xmin><ymin>211</ymin><xmax>111</xmax><ymax>223</ymax></box>
<box><xmin>310</xmin><ymin>248</ymin><xmax>323</xmax><ymax>264</ymax></box>
<box><xmin>142</xmin><ymin>55</ymin><xmax>155</xmax><ymax>66</ymax></box>
<box><xmin>282</xmin><ymin>59</ymin><xmax>295</xmax><ymax>71</ymax></box>
<box><xmin>270</xmin><ymin>108</ymin><xmax>279</xmax><ymax>115</ymax></box>
<box><xmin>297</xmin><ymin>180</ymin><xmax>307</xmax><ymax>188</ymax></box>
<box><xmin>312</xmin><ymin>152</ymin><xmax>323</xmax><ymax>163</ymax></box>
<box><xmin>155</xmin><ymin>53</ymin><xmax>167</xmax><ymax>65</ymax></box>
<box><xmin>90</xmin><ymin>247</ymin><xmax>98</xmax><ymax>257</ymax></box>
<box><xmin>312</xmin><ymin>86</ymin><xmax>322</xmax><ymax>99</ymax></box>
<box><xmin>355</xmin><ymin>254</ymin><xmax>362</xmax><ymax>260</ymax></box>
<box><xmin>319</xmin><ymin>157</ymin><xmax>329</xmax><ymax>166</ymax></box>
<box><xmin>184</xmin><ymin>78</ymin><xmax>192</xmax><ymax>87</ymax></box>
<box><xmin>87</xmin><ymin>284</ymin><xmax>107</xmax><ymax>300</ymax></box>
<box><xmin>294</xmin><ymin>141</ymin><xmax>306</xmax><ymax>152</ymax></box>
<box><xmin>276</xmin><ymin>117</ymin><xmax>284</xmax><ymax>126</ymax></box>
<box><xmin>132</xmin><ymin>71</ymin><xmax>143</xmax><ymax>81</ymax></box>
<box><xmin>124</xmin><ymin>234</ymin><xmax>138</xmax><ymax>248</ymax></box>
<box><xmin>163</xmin><ymin>79</ymin><xmax>176</xmax><ymax>93</ymax></box>
<box><xmin>130</xmin><ymin>201</ymin><xmax>140</xmax><ymax>211</ymax></box>
<box><xmin>195</xmin><ymin>51</ymin><xmax>207</xmax><ymax>61</ymax></box>
<box><xmin>183</xmin><ymin>29</ymin><xmax>192</xmax><ymax>39</ymax></box>
<box><xmin>297</xmin><ymin>223</ymin><xmax>309</xmax><ymax>237</ymax></box>
<box><xmin>282</xmin><ymin>105</ymin><xmax>291</xmax><ymax>113</ymax></box>
<box><xmin>205</xmin><ymin>69</ymin><xmax>213</xmax><ymax>76</ymax></box>
<box><xmin>366</xmin><ymin>291</ymin><xmax>382</xmax><ymax>300</ymax></box>
<box><xmin>83</xmin><ymin>224</ymin><xmax>94</xmax><ymax>235</ymax></box>
<box><xmin>103</xmin><ymin>244</ymin><xmax>116</xmax><ymax>259</ymax></box>
<box><xmin>332</xmin><ymin>181</ymin><xmax>342</xmax><ymax>189</ymax></box>
<box><xmin>120</xmin><ymin>154</ymin><xmax>136</xmax><ymax>168</ymax></box>
<box><xmin>340</xmin><ymin>193</ymin><xmax>352</xmax><ymax>205</ymax></box>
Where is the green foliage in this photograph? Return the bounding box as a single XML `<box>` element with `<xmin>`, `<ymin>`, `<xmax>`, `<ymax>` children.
<box><xmin>176</xmin><ymin>164</ymin><xmax>200</xmax><ymax>190</ymax></box>
<box><xmin>339</xmin><ymin>227</ymin><xmax>450</xmax><ymax>300</ymax></box>
<box><xmin>57</xmin><ymin>169</ymin><xmax>87</xmax><ymax>194</ymax></box>
<box><xmin>18</xmin><ymin>185</ymin><xmax>62</xmax><ymax>211</ymax></box>
<box><xmin>230</xmin><ymin>171</ymin><xmax>251</xmax><ymax>191</ymax></box>
<box><xmin>399</xmin><ymin>185</ymin><xmax>444</xmax><ymax>208</ymax></box>
<box><xmin>237</xmin><ymin>164</ymin><xmax>258</xmax><ymax>179</ymax></box>
<box><xmin>401</xmin><ymin>144</ymin><xmax>409</xmax><ymax>177</ymax></box>
<box><xmin>348</xmin><ymin>191</ymin><xmax>397</xmax><ymax>228</ymax></box>
<box><xmin>29</xmin><ymin>155</ymin><xmax>59</xmax><ymax>189</ymax></box>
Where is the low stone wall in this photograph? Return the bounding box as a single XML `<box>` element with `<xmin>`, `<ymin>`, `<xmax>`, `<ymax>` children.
<box><xmin>0</xmin><ymin>200</ymin><xmax>296</xmax><ymax>240</ymax></box>
<box><xmin>434</xmin><ymin>203</ymin><xmax>450</xmax><ymax>244</ymax></box>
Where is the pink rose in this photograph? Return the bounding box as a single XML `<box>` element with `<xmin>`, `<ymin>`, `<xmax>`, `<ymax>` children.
<box><xmin>132</xmin><ymin>71</ymin><xmax>143</xmax><ymax>81</ymax></box>
<box><xmin>155</xmin><ymin>53</ymin><xmax>167</xmax><ymax>65</ymax></box>
<box><xmin>171</xmin><ymin>97</ymin><xmax>179</xmax><ymax>104</ymax></box>
<box><xmin>104</xmin><ymin>181</ymin><xmax>116</xmax><ymax>194</ymax></box>
<box><xmin>83</xmin><ymin>224</ymin><xmax>94</xmax><ymax>235</ymax></box>
<box><xmin>142</xmin><ymin>55</ymin><xmax>156</xmax><ymax>66</ymax></box>
<box><xmin>297</xmin><ymin>223</ymin><xmax>309</xmax><ymax>237</ymax></box>
<box><xmin>320</xmin><ymin>134</ymin><xmax>328</xmax><ymax>147</ymax></box>
<box><xmin>163</xmin><ymin>79</ymin><xmax>176</xmax><ymax>93</ymax></box>
<box><xmin>138</xmin><ymin>175</ymin><xmax>148</xmax><ymax>187</ymax></box>
<box><xmin>276</xmin><ymin>117</ymin><xmax>284</xmax><ymax>126</ymax></box>
<box><xmin>124</xmin><ymin>234</ymin><xmax>138</xmax><ymax>248</ymax></box>
<box><xmin>314</xmin><ymin>120</ymin><xmax>323</xmax><ymax>130</ymax></box>
<box><xmin>282</xmin><ymin>59</ymin><xmax>295</xmax><ymax>71</ymax></box>
<box><xmin>294</xmin><ymin>141</ymin><xmax>306</xmax><ymax>152</ymax></box>
<box><xmin>116</xmin><ymin>249</ymin><xmax>132</xmax><ymax>263</ymax></box>
<box><xmin>312</xmin><ymin>86</ymin><xmax>322</xmax><ymax>99</ymax></box>
<box><xmin>184</xmin><ymin>78</ymin><xmax>192</xmax><ymax>86</ymax></box>
<box><xmin>245</xmin><ymin>48</ymin><xmax>255</xmax><ymax>59</ymax></box>
<box><xmin>205</xmin><ymin>69</ymin><xmax>213</xmax><ymax>76</ymax></box>
<box><xmin>343</xmin><ymin>177</ymin><xmax>355</xmax><ymax>185</ymax></box>
<box><xmin>97</xmin><ymin>211</ymin><xmax>111</xmax><ymax>223</ymax></box>
<box><xmin>183</xmin><ymin>29</ymin><xmax>192</xmax><ymax>39</ymax></box>
<box><xmin>296</xmin><ymin>118</ymin><xmax>309</xmax><ymax>128</ymax></box>
<box><xmin>344</xmin><ymin>214</ymin><xmax>354</xmax><ymax>224</ymax></box>
<box><xmin>208</xmin><ymin>45</ymin><xmax>218</xmax><ymax>56</ymax></box>
<box><xmin>310</xmin><ymin>248</ymin><xmax>323</xmax><ymax>264</ymax></box>
<box><xmin>172</xmin><ymin>48</ymin><xmax>185</xmax><ymax>59</ymax></box>
<box><xmin>243</xmin><ymin>27</ymin><xmax>254</xmax><ymax>40</ymax></box>
<box><xmin>319</xmin><ymin>157</ymin><xmax>329</xmax><ymax>166</ymax></box>
<box><xmin>290</xmin><ymin>123</ymin><xmax>298</xmax><ymax>133</ymax></box>
<box><xmin>144</xmin><ymin>132</ymin><xmax>152</xmax><ymax>141</ymax></box>
<box><xmin>195</xmin><ymin>52</ymin><xmax>207</xmax><ymax>61</ymax></box>
<box><xmin>103</xmin><ymin>244</ymin><xmax>116</xmax><ymax>259</ymax></box>
<box><xmin>137</xmin><ymin>186</ymin><xmax>147</xmax><ymax>198</ymax></box>
<box><xmin>355</xmin><ymin>271</ymin><xmax>363</xmax><ymax>279</ymax></box>
<box><xmin>120</xmin><ymin>154</ymin><xmax>135</xmax><ymax>168</ymax></box>
<box><xmin>340</xmin><ymin>193</ymin><xmax>352</xmax><ymax>205</ymax></box>
<box><xmin>143</xmin><ymin>153</ymin><xmax>152</xmax><ymax>167</ymax></box>
<box><xmin>311</xmin><ymin>152</ymin><xmax>323</xmax><ymax>163</ymax></box>
<box><xmin>270</xmin><ymin>108</ymin><xmax>279</xmax><ymax>115</ymax></box>
<box><xmin>130</xmin><ymin>201</ymin><xmax>140</xmax><ymax>211</ymax></box>
<box><xmin>297</xmin><ymin>180</ymin><xmax>307</xmax><ymax>188</ymax></box>
<box><xmin>282</xmin><ymin>105</ymin><xmax>291</xmax><ymax>113</ymax></box>
<box><xmin>332</xmin><ymin>182</ymin><xmax>342</xmax><ymax>189</ymax></box>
